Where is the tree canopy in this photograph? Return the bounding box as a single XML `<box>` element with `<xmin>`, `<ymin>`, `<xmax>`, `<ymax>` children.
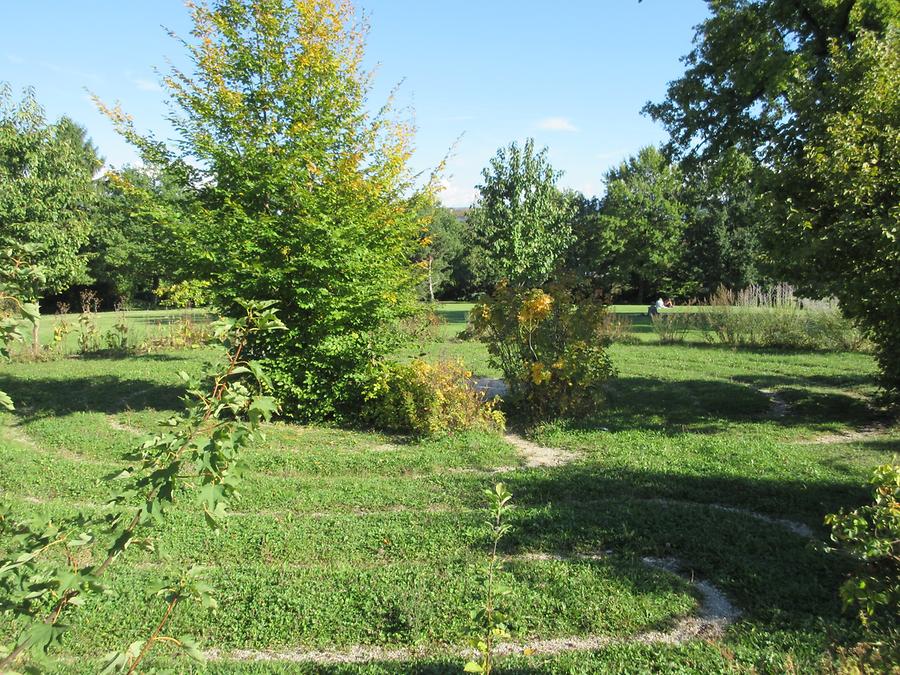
<box><xmin>0</xmin><ymin>85</ymin><xmax>96</xmax><ymax>298</ymax></box>
<box><xmin>647</xmin><ymin>0</ymin><xmax>900</xmax><ymax>395</ymax></box>
<box><xmin>469</xmin><ymin>139</ymin><xmax>575</xmax><ymax>288</ymax></box>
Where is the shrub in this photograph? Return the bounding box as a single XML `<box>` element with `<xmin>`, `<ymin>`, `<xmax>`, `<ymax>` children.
<box><xmin>825</xmin><ymin>462</ymin><xmax>900</xmax><ymax>628</ymax></box>
<box><xmin>471</xmin><ymin>283</ymin><xmax>616</xmax><ymax>421</ymax></box>
<box><xmin>699</xmin><ymin>284</ymin><xmax>867</xmax><ymax>351</ymax></box>
<box><xmin>139</xmin><ymin>315</ymin><xmax>212</xmax><ymax>352</ymax></box>
<box><xmin>363</xmin><ymin>359</ymin><xmax>505</xmax><ymax>436</ymax></box>
<box><xmin>649</xmin><ymin>311</ymin><xmax>695</xmax><ymax>344</ymax></box>
<box><xmin>597</xmin><ymin>311</ymin><xmax>638</xmax><ymax>345</ymax></box>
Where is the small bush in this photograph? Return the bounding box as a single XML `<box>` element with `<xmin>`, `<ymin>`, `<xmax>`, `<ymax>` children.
<box><xmin>649</xmin><ymin>311</ymin><xmax>695</xmax><ymax>344</ymax></box>
<box><xmin>471</xmin><ymin>282</ymin><xmax>616</xmax><ymax>421</ymax></box>
<box><xmin>825</xmin><ymin>462</ymin><xmax>899</xmax><ymax>627</ymax></box>
<box><xmin>598</xmin><ymin>312</ymin><xmax>638</xmax><ymax>345</ymax></box>
<box><xmin>139</xmin><ymin>315</ymin><xmax>212</xmax><ymax>352</ymax></box>
<box><xmin>363</xmin><ymin>359</ymin><xmax>505</xmax><ymax>436</ymax></box>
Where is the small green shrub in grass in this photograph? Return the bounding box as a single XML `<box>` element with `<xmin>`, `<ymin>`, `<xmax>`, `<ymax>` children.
<box><xmin>363</xmin><ymin>359</ymin><xmax>504</xmax><ymax>436</ymax></box>
<box><xmin>471</xmin><ymin>282</ymin><xmax>616</xmax><ymax>421</ymax></box>
<box><xmin>650</xmin><ymin>312</ymin><xmax>694</xmax><ymax>344</ymax></box>
<box><xmin>825</xmin><ymin>462</ymin><xmax>899</xmax><ymax>628</ymax></box>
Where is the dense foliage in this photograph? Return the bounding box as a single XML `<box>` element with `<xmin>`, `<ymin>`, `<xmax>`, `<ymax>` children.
<box><xmin>86</xmin><ymin>167</ymin><xmax>190</xmax><ymax>305</ymax></box>
<box><xmin>0</xmin><ymin>86</ymin><xmax>97</xmax><ymax>350</ymax></box>
<box><xmin>472</xmin><ymin>283</ymin><xmax>616</xmax><ymax>421</ymax></box>
<box><xmin>826</xmin><ymin>462</ymin><xmax>900</xmax><ymax>628</ymax></box>
<box><xmin>591</xmin><ymin>146</ymin><xmax>686</xmax><ymax>302</ymax></box>
<box><xmin>362</xmin><ymin>359</ymin><xmax>504</xmax><ymax>435</ymax></box>
<box><xmin>646</xmin><ymin>0</ymin><xmax>900</xmax><ymax>396</ymax></box>
<box><xmin>468</xmin><ymin>139</ymin><xmax>575</xmax><ymax>289</ymax></box>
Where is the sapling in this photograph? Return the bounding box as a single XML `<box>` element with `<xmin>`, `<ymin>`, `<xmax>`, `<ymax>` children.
<box><xmin>0</xmin><ymin>299</ymin><xmax>285</xmax><ymax>672</ymax></box>
<box><xmin>465</xmin><ymin>482</ymin><xmax>514</xmax><ymax>674</ymax></box>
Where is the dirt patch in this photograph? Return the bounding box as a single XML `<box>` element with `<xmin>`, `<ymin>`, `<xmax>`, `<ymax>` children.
<box><xmin>758</xmin><ymin>387</ymin><xmax>789</xmax><ymax>418</ymax></box>
<box><xmin>798</xmin><ymin>424</ymin><xmax>894</xmax><ymax>445</ymax></box>
<box><xmin>504</xmin><ymin>433</ymin><xmax>576</xmax><ymax>468</ymax></box>
<box><xmin>106</xmin><ymin>415</ymin><xmax>144</xmax><ymax>435</ymax></box>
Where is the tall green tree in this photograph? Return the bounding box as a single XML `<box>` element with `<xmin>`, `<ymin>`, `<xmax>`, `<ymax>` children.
<box><xmin>100</xmin><ymin>0</ymin><xmax>429</xmax><ymax>420</ymax></box>
<box><xmin>0</xmin><ymin>84</ymin><xmax>96</xmax><ymax>350</ymax></box>
<box><xmin>88</xmin><ymin>166</ymin><xmax>189</xmax><ymax>305</ymax></box>
<box><xmin>677</xmin><ymin>149</ymin><xmax>766</xmax><ymax>295</ymax></box>
<box><xmin>470</xmin><ymin>139</ymin><xmax>575</xmax><ymax>288</ymax></box>
<box><xmin>594</xmin><ymin>146</ymin><xmax>686</xmax><ymax>302</ymax></box>
<box><xmin>646</xmin><ymin>0</ymin><xmax>900</xmax><ymax>395</ymax></box>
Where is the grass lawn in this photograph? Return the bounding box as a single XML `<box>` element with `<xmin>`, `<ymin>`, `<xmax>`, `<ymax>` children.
<box><xmin>0</xmin><ymin>303</ymin><xmax>897</xmax><ymax>672</ymax></box>
<box><xmin>22</xmin><ymin>308</ymin><xmax>212</xmax><ymax>355</ymax></box>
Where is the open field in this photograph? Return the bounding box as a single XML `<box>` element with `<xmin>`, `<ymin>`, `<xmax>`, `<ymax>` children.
<box><xmin>1</xmin><ymin>303</ymin><xmax>897</xmax><ymax>672</ymax></box>
<box><xmin>21</xmin><ymin>308</ymin><xmax>212</xmax><ymax>355</ymax></box>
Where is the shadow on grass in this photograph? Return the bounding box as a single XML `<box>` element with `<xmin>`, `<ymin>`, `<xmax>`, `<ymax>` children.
<box><xmin>75</xmin><ymin>350</ymin><xmax>197</xmax><ymax>362</ymax></box>
<box><xmin>0</xmin><ymin>375</ymin><xmax>185</xmax><ymax>419</ymax></box>
<box><xmin>512</xmin><ymin>376</ymin><xmax>880</xmax><ymax>434</ymax></box>
<box><xmin>495</xmin><ymin>465</ymin><xmax>868</xmax><ymax>630</ymax></box>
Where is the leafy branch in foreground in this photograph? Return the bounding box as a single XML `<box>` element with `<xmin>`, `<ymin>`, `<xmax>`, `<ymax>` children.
<box><xmin>465</xmin><ymin>482</ymin><xmax>514</xmax><ymax>675</ymax></box>
<box><xmin>0</xmin><ymin>241</ymin><xmax>43</xmax><ymax>409</ymax></box>
<box><xmin>0</xmin><ymin>299</ymin><xmax>285</xmax><ymax>673</ymax></box>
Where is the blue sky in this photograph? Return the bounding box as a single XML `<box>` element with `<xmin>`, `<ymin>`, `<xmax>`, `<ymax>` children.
<box><xmin>1</xmin><ymin>1</ymin><xmax>708</xmax><ymax>206</ymax></box>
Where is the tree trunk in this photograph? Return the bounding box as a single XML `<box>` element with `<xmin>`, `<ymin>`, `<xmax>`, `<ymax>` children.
<box><xmin>31</xmin><ymin>305</ymin><xmax>40</xmax><ymax>356</ymax></box>
<box><xmin>427</xmin><ymin>257</ymin><xmax>435</xmax><ymax>303</ymax></box>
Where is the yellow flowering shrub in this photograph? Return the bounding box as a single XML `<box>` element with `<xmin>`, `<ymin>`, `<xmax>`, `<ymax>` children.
<box><xmin>363</xmin><ymin>359</ymin><xmax>505</xmax><ymax>435</ymax></box>
<box><xmin>471</xmin><ymin>283</ymin><xmax>616</xmax><ymax>420</ymax></box>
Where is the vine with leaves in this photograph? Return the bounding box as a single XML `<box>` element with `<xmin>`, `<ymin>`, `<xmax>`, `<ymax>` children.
<box><xmin>0</xmin><ymin>296</ymin><xmax>285</xmax><ymax>673</ymax></box>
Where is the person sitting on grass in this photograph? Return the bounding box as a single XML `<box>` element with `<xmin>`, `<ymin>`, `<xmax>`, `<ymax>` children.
<box><xmin>648</xmin><ymin>297</ymin><xmax>666</xmax><ymax>316</ymax></box>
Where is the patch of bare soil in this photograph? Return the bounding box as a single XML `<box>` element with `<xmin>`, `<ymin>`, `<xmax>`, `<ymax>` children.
<box><xmin>504</xmin><ymin>433</ymin><xmax>577</xmax><ymax>468</ymax></box>
<box><xmin>798</xmin><ymin>424</ymin><xmax>895</xmax><ymax>445</ymax></box>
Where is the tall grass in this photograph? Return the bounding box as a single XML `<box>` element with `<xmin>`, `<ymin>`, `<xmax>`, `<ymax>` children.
<box><xmin>700</xmin><ymin>283</ymin><xmax>868</xmax><ymax>351</ymax></box>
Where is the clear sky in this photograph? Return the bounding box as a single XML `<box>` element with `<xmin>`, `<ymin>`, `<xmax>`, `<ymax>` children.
<box><xmin>1</xmin><ymin>1</ymin><xmax>708</xmax><ymax>206</ymax></box>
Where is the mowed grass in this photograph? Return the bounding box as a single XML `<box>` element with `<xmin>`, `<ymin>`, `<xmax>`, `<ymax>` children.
<box><xmin>20</xmin><ymin>307</ymin><xmax>212</xmax><ymax>354</ymax></box>
<box><xmin>0</xmin><ymin>302</ymin><xmax>897</xmax><ymax>672</ymax></box>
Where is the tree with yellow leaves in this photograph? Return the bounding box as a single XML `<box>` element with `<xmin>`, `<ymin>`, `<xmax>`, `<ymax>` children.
<box><xmin>102</xmin><ymin>0</ymin><xmax>431</xmax><ymax>420</ymax></box>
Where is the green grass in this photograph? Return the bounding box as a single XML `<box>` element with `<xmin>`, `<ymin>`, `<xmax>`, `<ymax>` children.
<box><xmin>21</xmin><ymin>307</ymin><xmax>212</xmax><ymax>354</ymax></box>
<box><xmin>0</xmin><ymin>302</ymin><xmax>897</xmax><ymax>672</ymax></box>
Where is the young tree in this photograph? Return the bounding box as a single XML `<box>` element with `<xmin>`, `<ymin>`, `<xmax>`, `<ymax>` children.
<box><xmin>0</xmin><ymin>84</ymin><xmax>97</xmax><ymax>351</ymax></box>
<box><xmin>646</xmin><ymin>1</ymin><xmax>900</xmax><ymax>395</ymax></box>
<box><xmin>594</xmin><ymin>146</ymin><xmax>686</xmax><ymax>302</ymax></box>
<box><xmin>470</xmin><ymin>139</ymin><xmax>575</xmax><ymax>288</ymax></box>
<box><xmin>100</xmin><ymin>0</ymin><xmax>429</xmax><ymax>420</ymax></box>
<box><xmin>415</xmin><ymin>203</ymin><xmax>466</xmax><ymax>301</ymax></box>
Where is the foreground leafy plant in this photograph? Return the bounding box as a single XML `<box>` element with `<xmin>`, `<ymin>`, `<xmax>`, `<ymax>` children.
<box><xmin>0</xmin><ymin>299</ymin><xmax>285</xmax><ymax>672</ymax></box>
<box><xmin>0</xmin><ymin>241</ymin><xmax>42</xmax><ymax>409</ymax></box>
<box><xmin>825</xmin><ymin>462</ymin><xmax>900</xmax><ymax>628</ymax></box>
<box><xmin>465</xmin><ymin>482</ymin><xmax>514</xmax><ymax>675</ymax></box>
